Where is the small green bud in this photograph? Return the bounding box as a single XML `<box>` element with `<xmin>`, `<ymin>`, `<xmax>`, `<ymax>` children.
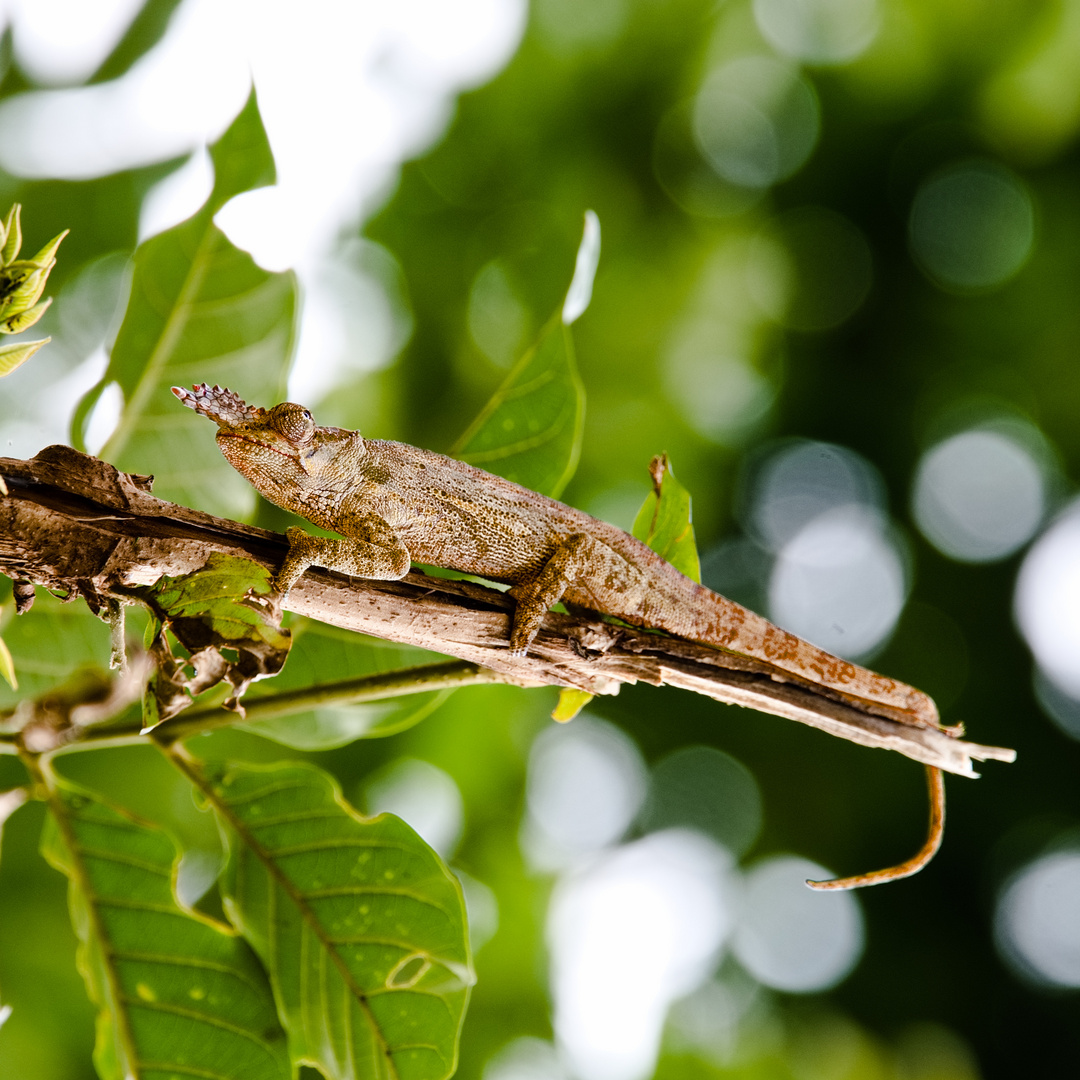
<box><xmin>0</xmin><ymin>267</ymin><xmax>45</xmax><ymax>319</ymax></box>
<box><xmin>1</xmin><ymin>205</ymin><xmax>22</xmax><ymax>265</ymax></box>
<box><xmin>0</xmin><ymin>295</ymin><xmax>51</xmax><ymax>334</ymax></box>
<box><xmin>25</xmin><ymin>229</ymin><xmax>68</xmax><ymax>271</ymax></box>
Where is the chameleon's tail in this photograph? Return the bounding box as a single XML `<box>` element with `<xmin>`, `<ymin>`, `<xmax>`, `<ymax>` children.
<box><xmin>652</xmin><ymin>572</ymin><xmax>940</xmax><ymax>728</ymax></box>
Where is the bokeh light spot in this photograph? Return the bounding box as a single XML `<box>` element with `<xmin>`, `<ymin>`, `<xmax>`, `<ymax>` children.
<box><xmin>752</xmin><ymin>0</ymin><xmax>880</xmax><ymax>64</ymax></box>
<box><xmin>139</xmin><ymin>147</ymin><xmax>214</xmax><ymax>241</ymax></box>
<box><xmin>364</xmin><ymin>758</ymin><xmax>464</xmax><ymax>859</ymax></box>
<box><xmin>909</xmin><ymin>160</ymin><xmax>1035</xmax><ymax>291</ymax></box>
<box><xmin>731</xmin><ymin>856</ymin><xmax>864</xmax><ymax>992</ymax></box>
<box><xmin>1015</xmin><ymin>501</ymin><xmax>1080</xmax><ymax>699</ymax></box>
<box><xmin>1033</xmin><ymin>668</ymin><xmax>1080</xmax><ymax>742</ymax></box>
<box><xmin>483</xmin><ymin>1037</ymin><xmax>568</xmax><ymax>1080</ymax></box>
<box><xmin>750</xmin><ymin>208</ymin><xmax>873</xmax><ymax>332</ymax></box>
<box><xmin>912</xmin><ymin>428</ymin><xmax>1045</xmax><ymax>563</ymax></box>
<box><xmin>640</xmin><ymin>746</ymin><xmax>762</xmax><ymax>857</ymax></box>
<box><xmin>995</xmin><ymin>852</ymin><xmax>1080</xmax><ymax>987</ymax></box>
<box><xmin>742</xmin><ymin>439</ymin><xmax>884</xmax><ymax>553</ymax></box>
<box><xmin>469</xmin><ymin>259</ymin><xmax>530</xmax><ymax>367</ymax></box>
<box><xmin>533</xmin><ymin>0</ymin><xmax>627</xmax><ymax>53</ymax></box>
<box><xmin>769</xmin><ymin>505</ymin><xmax>906</xmax><ymax>659</ymax></box>
<box><xmin>693</xmin><ymin>56</ymin><xmax>819</xmax><ymax>190</ymax></box>
<box><xmin>10</xmin><ymin>0</ymin><xmax>145</xmax><ymax>86</ymax></box>
<box><xmin>549</xmin><ymin>831</ymin><xmax>734</xmax><ymax>1080</ymax></box>
<box><xmin>455</xmin><ymin>870</ymin><xmax>500</xmax><ymax>953</ymax></box>
<box><xmin>664</xmin><ymin>348</ymin><xmax>774</xmax><ymax>447</ymax></box>
<box><xmin>522</xmin><ymin>717</ymin><xmax>647</xmax><ymax>871</ymax></box>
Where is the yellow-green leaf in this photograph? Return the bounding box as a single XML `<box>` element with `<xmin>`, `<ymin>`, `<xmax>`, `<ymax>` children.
<box><xmin>1</xmin><ymin>203</ymin><xmax>21</xmax><ymax>264</ymax></box>
<box><xmin>0</xmin><ymin>295</ymin><xmax>52</xmax><ymax>334</ymax></box>
<box><xmin>0</xmin><ymin>336</ymin><xmax>50</xmax><ymax>377</ymax></box>
<box><xmin>552</xmin><ymin>687</ymin><xmax>592</xmax><ymax>723</ymax></box>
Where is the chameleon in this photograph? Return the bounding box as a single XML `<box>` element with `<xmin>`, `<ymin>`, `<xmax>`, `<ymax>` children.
<box><xmin>174</xmin><ymin>383</ymin><xmax>947</xmax><ymax>888</ymax></box>
<box><xmin>173</xmin><ymin>383</ymin><xmax>939</xmax><ymax>730</ymax></box>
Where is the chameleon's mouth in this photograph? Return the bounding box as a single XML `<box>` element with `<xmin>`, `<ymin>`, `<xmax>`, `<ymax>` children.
<box><xmin>217</xmin><ymin>432</ymin><xmax>297</xmax><ymax>462</ymax></box>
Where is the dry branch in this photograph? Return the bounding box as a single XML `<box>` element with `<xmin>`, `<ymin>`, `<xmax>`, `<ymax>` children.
<box><xmin>0</xmin><ymin>446</ymin><xmax>1015</xmax><ymax>776</ymax></box>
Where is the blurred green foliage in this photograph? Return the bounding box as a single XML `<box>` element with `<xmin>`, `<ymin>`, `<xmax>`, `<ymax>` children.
<box><xmin>1</xmin><ymin>1</ymin><xmax>1080</xmax><ymax>1079</ymax></box>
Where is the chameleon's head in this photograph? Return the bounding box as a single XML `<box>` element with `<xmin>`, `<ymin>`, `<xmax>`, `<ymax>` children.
<box><xmin>172</xmin><ymin>384</ymin><xmax>363</xmax><ymax>502</ymax></box>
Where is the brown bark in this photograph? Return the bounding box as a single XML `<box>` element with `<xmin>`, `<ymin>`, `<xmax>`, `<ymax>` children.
<box><xmin>0</xmin><ymin>446</ymin><xmax>1015</xmax><ymax>777</ymax></box>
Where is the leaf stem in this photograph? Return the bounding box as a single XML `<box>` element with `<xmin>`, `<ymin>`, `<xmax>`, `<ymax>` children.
<box><xmin>0</xmin><ymin>660</ymin><xmax>501</xmax><ymax>755</ymax></box>
<box><xmin>153</xmin><ymin>659</ymin><xmax>501</xmax><ymax>744</ymax></box>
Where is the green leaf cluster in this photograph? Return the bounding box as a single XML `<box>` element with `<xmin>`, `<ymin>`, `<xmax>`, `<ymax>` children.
<box><xmin>0</xmin><ymin>203</ymin><xmax>68</xmax><ymax>376</ymax></box>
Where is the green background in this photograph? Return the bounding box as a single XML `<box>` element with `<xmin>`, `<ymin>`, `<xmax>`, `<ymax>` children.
<box><xmin>1</xmin><ymin>1</ymin><xmax>1078</xmax><ymax>1077</ymax></box>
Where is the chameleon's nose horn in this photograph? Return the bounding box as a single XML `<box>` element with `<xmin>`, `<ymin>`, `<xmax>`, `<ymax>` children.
<box><xmin>172</xmin><ymin>383</ymin><xmax>262</xmax><ymax>425</ymax></box>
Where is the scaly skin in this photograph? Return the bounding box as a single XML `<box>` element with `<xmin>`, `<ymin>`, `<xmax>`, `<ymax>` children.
<box><xmin>174</xmin><ymin>384</ymin><xmax>940</xmax><ymax>730</ymax></box>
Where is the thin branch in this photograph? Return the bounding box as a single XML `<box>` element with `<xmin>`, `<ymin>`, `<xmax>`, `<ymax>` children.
<box><xmin>0</xmin><ymin>446</ymin><xmax>1016</xmax><ymax>776</ymax></box>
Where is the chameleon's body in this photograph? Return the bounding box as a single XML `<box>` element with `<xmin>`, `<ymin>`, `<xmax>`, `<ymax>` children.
<box><xmin>175</xmin><ymin>384</ymin><xmax>939</xmax><ymax>731</ymax></box>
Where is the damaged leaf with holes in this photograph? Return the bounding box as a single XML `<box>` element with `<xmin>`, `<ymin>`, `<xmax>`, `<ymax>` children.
<box><xmin>201</xmin><ymin>758</ymin><xmax>473</xmax><ymax>1080</ymax></box>
<box><xmin>138</xmin><ymin>552</ymin><xmax>291</xmax><ymax>726</ymax></box>
<box><xmin>632</xmin><ymin>454</ymin><xmax>701</xmax><ymax>584</ymax></box>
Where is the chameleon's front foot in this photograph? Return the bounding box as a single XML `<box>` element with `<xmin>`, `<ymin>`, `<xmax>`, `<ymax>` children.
<box><xmin>273</xmin><ymin>527</ymin><xmax>318</xmax><ymax>595</ymax></box>
<box><xmin>273</xmin><ymin>526</ymin><xmax>412</xmax><ymax>595</ymax></box>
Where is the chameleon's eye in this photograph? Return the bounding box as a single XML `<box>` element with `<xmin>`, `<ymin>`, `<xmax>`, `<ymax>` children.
<box><xmin>269</xmin><ymin>403</ymin><xmax>315</xmax><ymax>444</ymax></box>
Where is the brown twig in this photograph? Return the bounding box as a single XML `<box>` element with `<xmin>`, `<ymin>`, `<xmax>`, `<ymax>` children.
<box><xmin>0</xmin><ymin>446</ymin><xmax>1016</xmax><ymax>777</ymax></box>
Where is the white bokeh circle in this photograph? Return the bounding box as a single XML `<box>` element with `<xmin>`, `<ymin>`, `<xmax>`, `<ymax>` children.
<box><xmin>1015</xmin><ymin>501</ymin><xmax>1080</xmax><ymax>699</ymax></box>
<box><xmin>995</xmin><ymin>852</ymin><xmax>1080</xmax><ymax>987</ymax></box>
<box><xmin>912</xmin><ymin>429</ymin><xmax>1045</xmax><ymax>563</ymax></box>
<box><xmin>731</xmin><ymin>855</ymin><xmax>864</xmax><ymax>992</ymax></box>
<box><xmin>768</xmin><ymin>505</ymin><xmax>906</xmax><ymax>659</ymax></box>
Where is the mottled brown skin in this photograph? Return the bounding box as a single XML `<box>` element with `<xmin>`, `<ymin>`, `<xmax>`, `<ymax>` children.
<box><xmin>174</xmin><ymin>384</ymin><xmax>940</xmax><ymax>729</ymax></box>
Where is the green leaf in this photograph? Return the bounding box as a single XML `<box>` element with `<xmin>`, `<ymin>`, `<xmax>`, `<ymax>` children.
<box><xmin>198</xmin><ymin>758</ymin><xmax>473</xmax><ymax>1080</ymax></box>
<box><xmin>241</xmin><ymin>622</ymin><xmax>455</xmax><ymax>749</ymax></box>
<box><xmin>453</xmin><ymin>313</ymin><xmax>584</xmax><ymax>498</ymax></box>
<box><xmin>94</xmin><ymin>89</ymin><xmax>297</xmax><ymax>517</ymax></box>
<box><xmin>41</xmin><ymin>776</ymin><xmax>290</xmax><ymax>1080</ymax></box>
<box><xmin>90</xmin><ymin>0</ymin><xmax>186</xmax><ymax>84</ymax></box>
<box><xmin>207</xmin><ymin>89</ymin><xmax>277</xmax><ymax>212</ymax></box>
<box><xmin>631</xmin><ymin>453</ymin><xmax>701</xmax><ymax>584</ymax></box>
<box><xmin>147</xmin><ymin>553</ymin><xmax>290</xmax><ymax>653</ymax></box>
<box><xmin>137</xmin><ymin>553</ymin><xmax>292</xmax><ymax>724</ymax></box>
<box><xmin>0</xmin><ymin>336</ymin><xmax>50</xmax><ymax>377</ymax></box>
<box><xmin>451</xmin><ymin>214</ymin><xmax>600</xmax><ymax>497</ymax></box>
